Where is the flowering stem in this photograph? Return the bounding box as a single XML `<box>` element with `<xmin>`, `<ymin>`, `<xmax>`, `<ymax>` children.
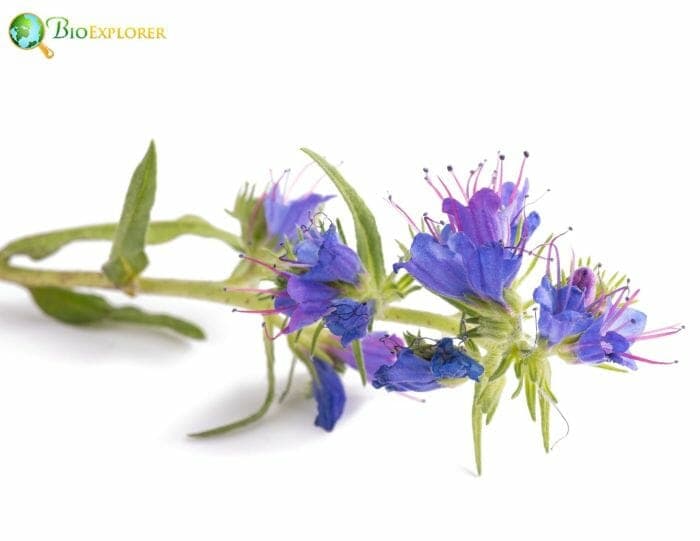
<box><xmin>378</xmin><ymin>306</ymin><xmax>461</xmax><ymax>335</ymax></box>
<box><xmin>0</xmin><ymin>222</ymin><xmax>467</xmax><ymax>340</ymax></box>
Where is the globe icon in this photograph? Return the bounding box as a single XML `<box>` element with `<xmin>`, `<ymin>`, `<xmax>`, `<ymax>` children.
<box><xmin>8</xmin><ymin>13</ymin><xmax>54</xmax><ymax>58</ymax></box>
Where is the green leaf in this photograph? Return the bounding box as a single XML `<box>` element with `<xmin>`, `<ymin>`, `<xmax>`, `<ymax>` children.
<box><xmin>471</xmin><ymin>389</ymin><xmax>483</xmax><ymax>476</ymax></box>
<box><xmin>29</xmin><ymin>286</ymin><xmax>111</xmax><ymax>324</ymax></box>
<box><xmin>483</xmin><ymin>377</ymin><xmax>507</xmax><ymax>425</ymax></box>
<box><xmin>102</xmin><ymin>141</ymin><xmax>158</xmax><ymax>288</ymax></box>
<box><xmin>352</xmin><ymin>339</ymin><xmax>368</xmax><ymax>386</ymax></box>
<box><xmin>0</xmin><ymin>216</ymin><xmax>242</xmax><ymax>264</ymax></box>
<box><xmin>525</xmin><ymin>377</ymin><xmax>537</xmax><ymax>421</ymax></box>
<box><xmin>300</xmin><ymin>148</ymin><xmax>385</xmax><ymax>288</ymax></box>
<box><xmin>108</xmin><ymin>307</ymin><xmax>205</xmax><ymax>339</ymax></box>
<box><xmin>29</xmin><ymin>286</ymin><xmax>205</xmax><ymax>339</ymax></box>
<box><xmin>189</xmin><ymin>319</ymin><xmax>276</xmax><ymax>437</ymax></box>
<box><xmin>146</xmin><ymin>215</ymin><xmax>244</xmax><ymax>250</ymax></box>
<box><xmin>539</xmin><ymin>392</ymin><xmax>551</xmax><ymax>453</ymax></box>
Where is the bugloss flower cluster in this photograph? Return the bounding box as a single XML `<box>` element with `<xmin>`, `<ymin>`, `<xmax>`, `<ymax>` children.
<box><xmin>221</xmin><ymin>152</ymin><xmax>680</xmax><ymax>472</ymax></box>
<box><xmin>1</xmin><ymin>143</ymin><xmax>680</xmax><ymax>474</ymax></box>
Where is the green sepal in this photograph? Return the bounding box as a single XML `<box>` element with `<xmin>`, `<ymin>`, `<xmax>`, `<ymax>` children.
<box><xmin>102</xmin><ymin>141</ymin><xmax>158</xmax><ymax>289</ymax></box>
<box><xmin>29</xmin><ymin>286</ymin><xmax>205</xmax><ymax>339</ymax></box>
<box><xmin>227</xmin><ymin>182</ymin><xmax>268</xmax><ymax>247</ymax></box>
<box><xmin>300</xmin><ymin>148</ymin><xmax>386</xmax><ymax>289</ymax></box>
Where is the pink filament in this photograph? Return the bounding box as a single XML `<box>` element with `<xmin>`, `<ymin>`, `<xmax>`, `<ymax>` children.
<box><xmin>620</xmin><ymin>352</ymin><xmax>677</xmax><ymax>365</ymax></box>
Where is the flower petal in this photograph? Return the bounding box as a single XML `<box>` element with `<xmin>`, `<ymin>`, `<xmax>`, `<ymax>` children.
<box><xmin>311</xmin><ymin>358</ymin><xmax>346</xmax><ymax>431</ymax></box>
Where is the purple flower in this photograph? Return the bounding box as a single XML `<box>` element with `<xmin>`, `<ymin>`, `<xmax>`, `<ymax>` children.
<box><xmin>294</xmin><ymin>225</ymin><xmax>363</xmax><ymax>284</ymax></box>
<box><xmin>534</xmin><ymin>273</ymin><xmax>595</xmax><ymax>345</ymax></box>
<box><xmin>431</xmin><ymin>338</ymin><xmax>485</xmax><ymax>381</ymax></box>
<box><xmin>571</xmin><ymin>305</ymin><xmax>680</xmax><ymax>370</ymax></box>
<box><xmin>392</xmin><ymin>154</ymin><xmax>540</xmax><ymax>305</ymax></box>
<box><xmin>323</xmin><ymin>331</ymin><xmax>405</xmax><ymax>378</ymax></box>
<box><xmin>273</xmin><ymin>276</ymin><xmax>339</xmax><ymax>334</ymax></box>
<box><xmin>234</xmin><ymin>224</ymin><xmax>371</xmax><ymax>343</ymax></box>
<box><xmin>575</xmin><ymin>318</ymin><xmax>634</xmax><ymax>369</ymax></box>
<box><xmin>323</xmin><ymin>299</ymin><xmax>374</xmax><ymax>347</ymax></box>
<box><xmin>311</xmin><ymin>358</ymin><xmax>346</xmax><ymax>431</ymax></box>
<box><xmin>534</xmin><ymin>256</ymin><xmax>682</xmax><ymax>369</ymax></box>
<box><xmin>263</xmin><ymin>179</ymin><xmax>333</xmax><ymax>241</ymax></box>
<box><xmin>372</xmin><ymin>338</ymin><xmax>484</xmax><ymax>392</ymax></box>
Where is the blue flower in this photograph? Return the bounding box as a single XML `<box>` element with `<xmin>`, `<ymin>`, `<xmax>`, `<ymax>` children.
<box><xmin>392</xmin><ymin>156</ymin><xmax>540</xmax><ymax>305</ymax></box>
<box><xmin>323</xmin><ymin>331</ymin><xmax>405</xmax><ymax>378</ymax></box>
<box><xmin>372</xmin><ymin>338</ymin><xmax>484</xmax><ymax>392</ymax></box>
<box><xmin>311</xmin><ymin>358</ymin><xmax>346</xmax><ymax>431</ymax></box>
<box><xmin>575</xmin><ymin>318</ymin><xmax>635</xmax><ymax>369</ymax></box>
<box><xmin>533</xmin><ymin>274</ymin><xmax>595</xmax><ymax>345</ymax></box>
<box><xmin>263</xmin><ymin>180</ymin><xmax>333</xmax><ymax>241</ymax></box>
<box><xmin>273</xmin><ymin>276</ymin><xmax>339</xmax><ymax>333</ymax></box>
<box><xmin>372</xmin><ymin>348</ymin><xmax>442</xmax><ymax>392</ymax></box>
<box><xmin>533</xmin><ymin>260</ymin><xmax>682</xmax><ymax>369</ymax></box>
<box><xmin>431</xmin><ymin>338</ymin><xmax>485</xmax><ymax>381</ymax></box>
<box><xmin>235</xmin><ymin>223</ymin><xmax>371</xmax><ymax>343</ymax></box>
<box><xmin>323</xmin><ymin>299</ymin><xmax>374</xmax><ymax>347</ymax></box>
<box><xmin>295</xmin><ymin>225</ymin><xmax>363</xmax><ymax>284</ymax></box>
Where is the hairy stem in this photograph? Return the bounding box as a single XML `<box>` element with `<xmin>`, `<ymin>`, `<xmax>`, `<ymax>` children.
<box><xmin>0</xmin><ymin>221</ymin><xmax>462</xmax><ymax>334</ymax></box>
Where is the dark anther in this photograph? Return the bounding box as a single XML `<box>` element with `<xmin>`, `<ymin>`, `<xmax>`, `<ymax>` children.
<box><xmin>499</xmin><ymin>154</ymin><xmax>505</xmax><ymax>161</ymax></box>
<box><xmin>422</xmin><ymin>167</ymin><xmax>429</xmax><ymax>173</ymax></box>
<box><xmin>524</xmin><ymin>150</ymin><xmax>530</xmax><ymax>158</ymax></box>
<box><xmin>447</xmin><ymin>165</ymin><xmax>453</xmax><ymax>171</ymax></box>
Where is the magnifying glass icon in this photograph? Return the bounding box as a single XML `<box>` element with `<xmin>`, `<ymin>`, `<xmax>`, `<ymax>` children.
<box><xmin>9</xmin><ymin>13</ymin><xmax>54</xmax><ymax>59</ymax></box>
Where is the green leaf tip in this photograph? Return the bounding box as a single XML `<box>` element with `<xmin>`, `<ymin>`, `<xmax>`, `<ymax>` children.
<box><xmin>102</xmin><ymin>141</ymin><xmax>158</xmax><ymax>289</ymax></box>
<box><xmin>300</xmin><ymin>148</ymin><xmax>386</xmax><ymax>289</ymax></box>
<box><xmin>29</xmin><ymin>286</ymin><xmax>205</xmax><ymax>340</ymax></box>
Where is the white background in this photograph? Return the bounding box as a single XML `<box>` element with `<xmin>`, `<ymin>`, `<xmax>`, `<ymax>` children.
<box><xmin>1</xmin><ymin>1</ymin><xmax>698</xmax><ymax>539</ymax></box>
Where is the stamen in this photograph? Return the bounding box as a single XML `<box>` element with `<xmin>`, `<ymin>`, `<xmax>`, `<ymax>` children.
<box><xmin>447</xmin><ymin>165</ymin><xmax>465</xmax><ymax>201</ymax></box>
<box><xmin>436</xmin><ymin>174</ymin><xmax>453</xmax><ymax>199</ymax></box>
<box><xmin>287</xmin><ymin>161</ymin><xmax>314</xmax><ymax>195</ymax></box>
<box><xmin>423</xmin><ymin>168</ymin><xmax>445</xmax><ymax>200</ymax></box>
<box><xmin>497</xmin><ymin>153</ymin><xmax>505</xmax><ymax>192</ymax></box>
<box><xmin>233</xmin><ymin>307</ymin><xmax>284</xmax><ymax>315</ymax></box>
<box><xmin>423</xmin><ymin>214</ymin><xmax>441</xmax><ymax>239</ymax></box>
<box><xmin>510</xmin><ymin>150</ymin><xmax>529</xmax><ymax>204</ymax></box>
<box><xmin>620</xmin><ymin>352</ymin><xmax>678</xmax><ymax>366</ymax></box>
<box><xmin>465</xmin><ymin>169</ymin><xmax>476</xmax><ymax>201</ymax></box>
<box><xmin>472</xmin><ymin>161</ymin><xmax>485</xmax><ymax>196</ymax></box>
<box><xmin>387</xmin><ymin>195</ymin><xmax>421</xmax><ymax>233</ymax></box>
<box><xmin>239</xmin><ymin>254</ymin><xmax>289</xmax><ymax>277</ymax></box>
<box><xmin>587</xmin><ymin>285</ymin><xmax>629</xmax><ymax>313</ymax></box>
<box><xmin>636</xmin><ymin>324</ymin><xmax>685</xmax><ymax>338</ymax></box>
<box><xmin>604</xmin><ymin>288</ymin><xmax>640</xmax><ymax>331</ymax></box>
<box><xmin>263</xmin><ymin>321</ymin><xmax>286</xmax><ymax>341</ymax></box>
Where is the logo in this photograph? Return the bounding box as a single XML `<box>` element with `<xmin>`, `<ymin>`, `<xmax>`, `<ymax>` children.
<box><xmin>9</xmin><ymin>12</ymin><xmax>167</xmax><ymax>58</ymax></box>
<box><xmin>9</xmin><ymin>12</ymin><xmax>53</xmax><ymax>58</ymax></box>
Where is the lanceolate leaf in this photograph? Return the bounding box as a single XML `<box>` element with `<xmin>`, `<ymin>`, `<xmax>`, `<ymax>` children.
<box><xmin>102</xmin><ymin>141</ymin><xmax>158</xmax><ymax>288</ymax></box>
<box><xmin>0</xmin><ymin>216</ymin><xmax>243</xmax><ymax>263</ymax></box>
<box><xmin>300</xmin><ymin>148</ymin><xmax>385</xmax><ymax>289</ymax></box>
<box><xmin>29</xmin><ymin>286</ymin><xmax>205</xmax><ymax>339</ymax></box>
